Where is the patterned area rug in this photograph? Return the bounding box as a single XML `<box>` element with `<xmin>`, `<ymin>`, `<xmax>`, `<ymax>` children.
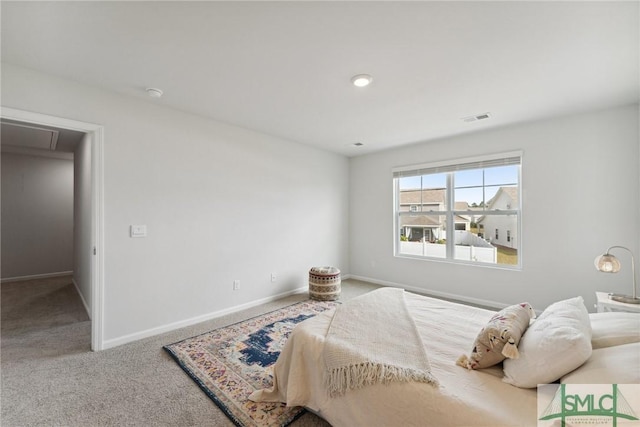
<box><xmin>164</xmin><ymin>299</ymin><xmax>338</xmax><ymax>427</ymax></box>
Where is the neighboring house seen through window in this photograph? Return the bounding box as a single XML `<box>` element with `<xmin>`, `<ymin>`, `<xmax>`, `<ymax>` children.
<box><xmin>393</xmin><ymin>152</ymin><xmax>521</xmax><ymax>268</ymax></box>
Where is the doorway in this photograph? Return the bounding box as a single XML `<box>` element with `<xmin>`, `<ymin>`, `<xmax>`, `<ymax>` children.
<box><xmin>0</xmin><ymin>107</ymin><xmax>104</xmax><ymax>350</ymax></box>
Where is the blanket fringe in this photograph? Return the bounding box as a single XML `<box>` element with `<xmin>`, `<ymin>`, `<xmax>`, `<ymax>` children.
<box><xmin>324</xmin><ymin>362</ymin><xmax>439</xmax><ymax>397</ymax></box>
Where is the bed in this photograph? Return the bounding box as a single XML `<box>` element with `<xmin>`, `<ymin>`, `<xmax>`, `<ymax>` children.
<box><xmin>249</xmin><ymin>288</ymin><xmax>640</xmax><ymax>427</ymax></box>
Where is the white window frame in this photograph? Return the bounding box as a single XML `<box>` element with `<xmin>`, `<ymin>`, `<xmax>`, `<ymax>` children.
<box><xmin>393</xmin><ymin>151</ymin><xmax>522</xmax><ymax>269</ymax></box>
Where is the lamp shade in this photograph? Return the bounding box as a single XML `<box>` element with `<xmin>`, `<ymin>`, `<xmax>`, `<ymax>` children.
<box><xmin>594</xmin><ymin>246</ymin><xmax>639</xmax><ymax>304</ymax></box>
<box><xmin>595</xmin><ymin>254</ymin><xmax>621</xmax><ymax>273</ymax></box>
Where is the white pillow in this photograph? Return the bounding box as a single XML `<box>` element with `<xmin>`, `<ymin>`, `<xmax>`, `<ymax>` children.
<box><xmin>589</xmin><ymin>312</ymin><xmax>640</xmax><ymax>349</ymax></box>
<box><xmin>503</xmin><ymin>296</ymin><xmax>592</xmax><ymax>388</ymax></box>
<box><xmin>561</xmin><ymin>342</ymin><xmax>640</xmax><ymax>384</ymax></box>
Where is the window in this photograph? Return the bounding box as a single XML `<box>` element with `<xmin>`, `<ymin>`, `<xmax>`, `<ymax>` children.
<box><xmin>393</xmin><ymin>152</ymin><xmax>521</xmax><ymax>267</ymax></box>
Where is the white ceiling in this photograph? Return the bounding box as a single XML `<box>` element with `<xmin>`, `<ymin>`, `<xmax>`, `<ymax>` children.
<box><xmin>1</xmin><ymin>1</ymin><xmax>638</xmax><ymax>157</ymax></box>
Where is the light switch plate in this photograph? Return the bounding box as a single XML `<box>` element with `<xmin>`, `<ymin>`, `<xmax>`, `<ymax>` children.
<box><xmin>130</xmin><ymin>225</ymin><xmax>147</xmax><ymax>238</ymax></box>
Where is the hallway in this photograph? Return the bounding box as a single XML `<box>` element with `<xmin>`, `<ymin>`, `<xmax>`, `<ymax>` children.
<box><xmin>1</xmin><ymin>275</ymin><xmax>91</xmax><ymax>361</ymax></box>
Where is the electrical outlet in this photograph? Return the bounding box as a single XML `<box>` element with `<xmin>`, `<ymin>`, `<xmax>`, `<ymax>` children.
<box><xmin>233</xmin><ymin>280</ymin><xmax>240</xmax><ymax>290</ymax></box>
<box><xmin>270</xmin><ymin>273</ymin><xmax>277</xmax><ymax>283</ymax></box>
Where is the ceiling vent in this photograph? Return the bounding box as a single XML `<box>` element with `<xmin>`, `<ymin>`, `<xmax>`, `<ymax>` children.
<box><xmin>462</xmin><ymin>112</ymin><xmax>491</xmax><ymax>123</ymax></box>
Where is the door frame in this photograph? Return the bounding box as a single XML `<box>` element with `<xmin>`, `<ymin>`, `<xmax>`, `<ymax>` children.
<box><xmin>1</xmin><ymin>106</ymin><xmax>105</xmax><ymax>351</ymax></box>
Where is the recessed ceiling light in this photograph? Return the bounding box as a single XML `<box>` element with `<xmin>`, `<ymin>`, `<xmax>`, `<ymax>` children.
<box><xmin>351</xmin><ymin>74</ymin><xmax>373</xmax><ymax>88</ymax></box>
<box><xmin>146</xmin><ymin>88</ymin><xmax>163</xmax><ymax>98</ymax></box>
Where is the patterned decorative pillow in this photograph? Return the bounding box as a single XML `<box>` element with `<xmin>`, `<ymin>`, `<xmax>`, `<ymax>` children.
<box><xmin>457</xmin><ymin>302</ymin><xmax>535</xmax><ymax>370</ymax></box>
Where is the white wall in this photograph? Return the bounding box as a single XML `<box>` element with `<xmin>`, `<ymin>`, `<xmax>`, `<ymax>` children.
<box><xmin>350</xmin><ymin>104</ymin><xmax>639</xmax><ymax>311</ymax></box>
<box><xmin>1</xmin><ymin>152</ymin><xmax>74</xmax><ymax>279</ymax></box>
<box><xmin>1</xmin><ymin>63</ymin><xmax>349</xmax><ymax>347</ymax></box>
<box><xmin>73</xmin><ymin>133</ymin><xmax>92</xmax><ymax>315</ymax></box>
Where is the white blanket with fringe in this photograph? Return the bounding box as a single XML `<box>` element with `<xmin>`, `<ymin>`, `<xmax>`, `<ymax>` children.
<box><xmin>322</xmin><ymin>287</ymin><xmax>438</xmax><ymax>396</ymax></box>
<box><xmin>249</xmin><ymin>290</ymin><xmax>540</xmax><ymax>426</ymax></box>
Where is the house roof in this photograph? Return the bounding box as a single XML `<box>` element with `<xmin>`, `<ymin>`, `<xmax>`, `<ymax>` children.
<box><xmin>454</xmin><ymin>202</ymin><xmax>470</xmax><ymax>211</ymax></box>
<box><xmin>486</xmin><ymin>187</ymin><xmax>518</xmax><ymax>209</ymax></box>
<box><xmin>499</xmin><ymin>187</ymin><xmax>518</xmax><ymax>203</ymax></box>
<box><xmin>399</xmin><ymin>189</ymin><xmax>445</xmax><ymax>205</ymax></box>
<box><xmin>399</xmin><ymin>189</ymin><xmax>469</xmax><ymax>210</ymax></box>
<box><xmin>400</xmin><ymin>213</ymin><xmax>470</xmax><ymax>228</ymax></box>
<box><xmin>400</xmin><ymin>216</ymin><xmax>442</xmax><ymax>227</ymax></box>
<box><xmin>476</xmin><ymin>187</ymin><xmax>519</xmax><ymax>223</ymax></box>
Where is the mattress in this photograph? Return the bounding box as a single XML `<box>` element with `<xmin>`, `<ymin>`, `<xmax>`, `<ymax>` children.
<box><xmin>250</xmin><ymin>291</ymin><xmax>538</xmax><ymax>426</ymax></box>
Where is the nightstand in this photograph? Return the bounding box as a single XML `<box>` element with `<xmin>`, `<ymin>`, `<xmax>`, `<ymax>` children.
<box><xmin>596</xmin><ymin>292</ymin><xmax>640</xmax><ymax>313</ymax></box>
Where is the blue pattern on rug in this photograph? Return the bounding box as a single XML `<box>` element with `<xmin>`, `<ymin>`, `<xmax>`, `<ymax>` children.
<box><xmin>164</xmin><ymin>299</ymin><xmax>338</xmax><ymax>427</ymax></box>
<box><xmin>240</xmin><ymin>314</ymin><xmax>314</xmax><ymax>367</ymax></box>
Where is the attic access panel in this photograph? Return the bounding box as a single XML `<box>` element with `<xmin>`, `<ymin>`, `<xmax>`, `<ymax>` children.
<box><xmin>1</xmin><ymin>120</ymin><xmax>59</xmax><ymax>151</ymax></box>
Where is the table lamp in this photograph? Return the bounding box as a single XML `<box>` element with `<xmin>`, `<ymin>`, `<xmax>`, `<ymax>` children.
<box><xmin>594</xmin><ymin>245</ymin><xmax>639</xmax><ymax>304</ymax></box>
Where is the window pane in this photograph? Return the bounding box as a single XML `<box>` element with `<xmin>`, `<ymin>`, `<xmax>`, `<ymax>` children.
<box><xmin>455</xmin><ymin>187</ymin><xmax>482</xmax><ymax>208</ymax></box>
<box><xmin>398</xmin><ymin>173</ymin><xmax>447</xmax><ymax>213</ymax></box>
<box><xmin>399</xmin><ymin>189</ymin><xmax>447</xmax><ymax>212</ymax></box>
<box><xmin>472</xmin><ymin>213</ymin><xmax>519</xmax><ymax>265</ymax></box>
<box><xmin>453</xmin><ymin>233</ymin><xmax>519</xmax><ymax>265</ymax></box>
<box><xmin>399</xmin><ymin>213</ymin><xmax>446</xmax><ymax>258</ymax></box>
<box><xmin>453</xmin><ymin>230</ymin><xmax>498</xmax><ymax>263</ymax></box>
<box><xmin>486</xmin><ymin>185</ymin><xmax>518</xmax><ymax>210</ymax></box>
<box><xmin>454</xmin><ymin>166</ymin><xmax>519</xmax><ymax>211</ymax></box>
<box><xmin>454</xmin><ymin>169</ymin><xmax>482</xmax><ymax>187</ymax></box>
<box><xmin>422</xmin><ymin>173</ymin><xmax>446</xmax><ymax>189</ymax></box>
<box><xmin>398</xmin><ymin>176</ymin><xmax>421</xmax><ymax>190</ymax></box>
<box><xmin>398</xmin><ymin>173</ymin><xmax>446</xmax><ymax>190</ymax></box>
<box><xmin>485</xmin><ymin>165</ymin><xmax>518</xmax><ymax>186</ymax></box>
<box><xmin>453</xmin><ymin>239</ymin><xmax>518</xmax><ymax>265</ymax></box>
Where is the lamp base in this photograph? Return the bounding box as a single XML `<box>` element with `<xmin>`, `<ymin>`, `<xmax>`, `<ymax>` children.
<box><xmin>608</xmin><ymin>293</ymin><xmax>640</xmax><ymax>304</ymax></box>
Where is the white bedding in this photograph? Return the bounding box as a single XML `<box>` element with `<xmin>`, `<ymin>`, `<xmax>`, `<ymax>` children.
<box><xmin>250</xmin><ymin>291</ymin><xmax>538</xmax><ymax>426</ymax></box>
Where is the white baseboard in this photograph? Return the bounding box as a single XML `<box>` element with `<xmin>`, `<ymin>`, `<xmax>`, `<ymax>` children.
<box><xmin>99</xmin><ymin>273</ymin><xmax>507</xmax><ymax>351</ymax></box>
<box><xmin>101</xmin><ymin>286</ymin><xmax>309</xmax><ymax>350</ymax></box>
<box><xmin>71</xmin><ymin>278</ymin><xmax>92</xmax><ymax>320</ymax></box>
<box><xmin>1</xmin><ymin>271</ymin><xmax>74</xmax><ymax>284</ymax></box>
<box><xmin>347</xmin><ymin>274</ymin><xmax>508</xmax><ymax>310</ymax></box>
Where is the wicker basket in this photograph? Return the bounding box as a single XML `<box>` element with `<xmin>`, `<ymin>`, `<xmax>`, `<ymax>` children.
<box><xmin>308</xmin><ymin>266</ymin><xmax>341</xmax><ymax>301</ymax></box>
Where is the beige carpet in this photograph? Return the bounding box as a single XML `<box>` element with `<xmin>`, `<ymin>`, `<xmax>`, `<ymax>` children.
<box><xmin>1</xmin><ymin>276</ymin><xmax>380</xmax><ymax>426</ymax></box>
